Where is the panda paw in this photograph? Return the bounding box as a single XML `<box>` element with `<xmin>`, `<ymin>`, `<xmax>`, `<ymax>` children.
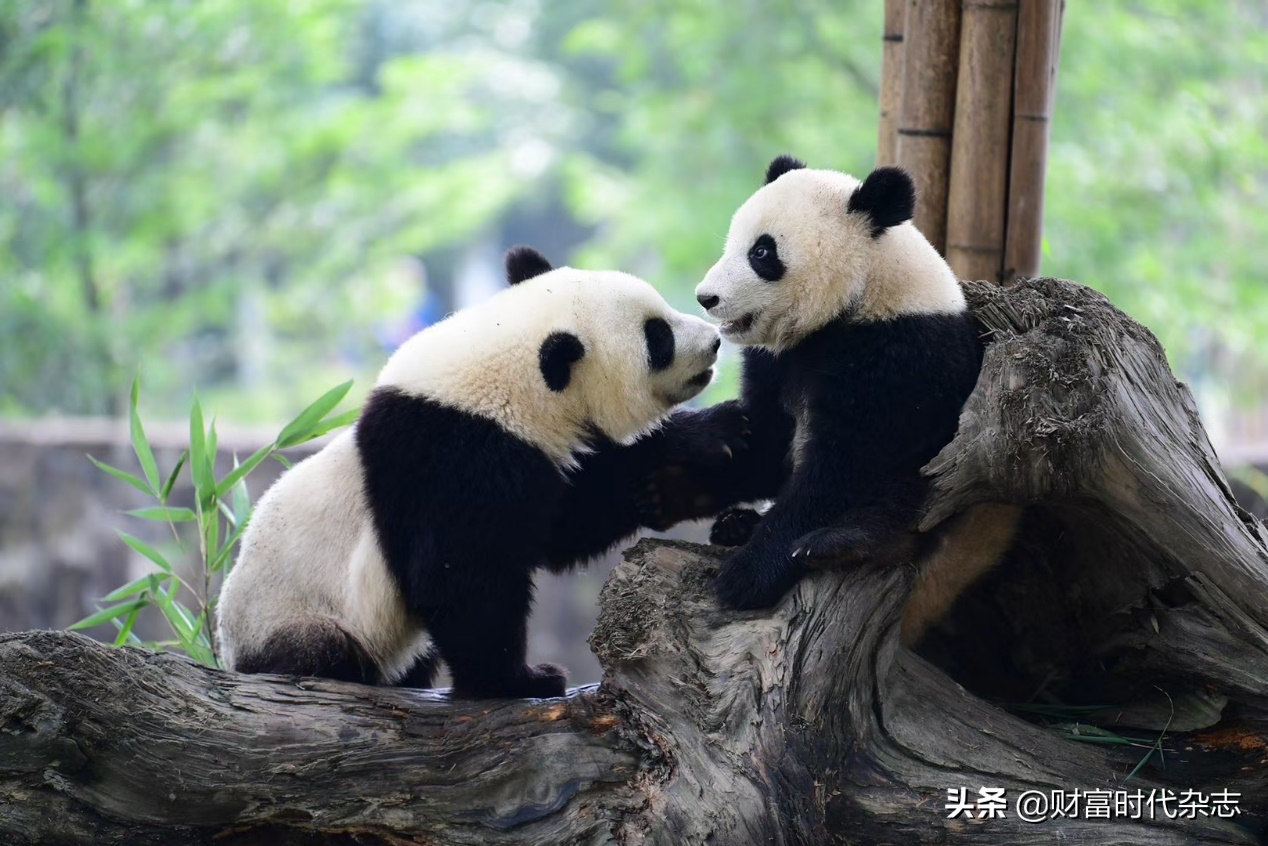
<box><xmin>710</xmin><ymin>507</ymin><xmax>761</xmax><ymax>547</ymax></box>
<box><xmin>712</xmin><ymin>549</ymin><xmax>800</xmax><ymax>611</ymax></box>
<box><xmin>634</xmin><ymin>469</ymin><xmax>677</xmax><ymax>532</ymax></box>
<box><xmin>512</xmin><ymin>663</ymin><xmax>568</xmax><ymax>699</ymax></box>
<box><xmin>790</xmin><ymin>526</ymin><xmax>872</xmax><ymax>566</ymax></box>
<box><xmin>455</xmin><ymin>663</ymin><xmax>567</xmax><ymax>699</ymax></box>
<box><xmin>635</xmin><ymin>466</ymin><xmax>720</xmax><ymax>532</ymax></box>
<box><xmin>665</xmin><ymin>400</ymin><xmax>750</xmax><ymax>466</ymax></box>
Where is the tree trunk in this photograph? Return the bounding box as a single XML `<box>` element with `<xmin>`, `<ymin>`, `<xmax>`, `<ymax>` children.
<box><xmin>3</xmin><ymin>278</ymin><xmax>1268</xmax><ymax>844</ymax></box>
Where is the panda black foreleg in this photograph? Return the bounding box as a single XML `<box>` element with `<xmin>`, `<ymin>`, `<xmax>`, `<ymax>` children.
<box><xmin>423</xmin><ymin>568</ymin><xmax>566</xmax><ymax>700</ymax></box>
<box><xmin>544</xmin><ymin>403</ymin><xmax>754</xmax><ymax>565</ymax></box>
<box><xmin>635</xmin><ymin>401</ymin><xmax>791</xmax><ymax>532</ymax></box>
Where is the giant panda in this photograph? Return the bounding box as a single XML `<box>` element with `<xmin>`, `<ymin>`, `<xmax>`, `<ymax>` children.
<box><xmin>640</xmin><ymin>155</ymin><xmax>1019</xmax><ymax>645</ymax></box>
<box><xmin>217</xmin><ymin>247</ymin><xmax>743</xmax><ymax>698</ymax></box>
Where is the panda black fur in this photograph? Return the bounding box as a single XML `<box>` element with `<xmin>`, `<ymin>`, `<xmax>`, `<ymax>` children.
<box><xmin>644</xmin><ymin>156</ymin><xmax>1019</xmax><ymax>642</ymax></box>
<box><xmin>217</xmin><ymin>247</ymin><xmax>742</xmax><ymax>698</ymax></box>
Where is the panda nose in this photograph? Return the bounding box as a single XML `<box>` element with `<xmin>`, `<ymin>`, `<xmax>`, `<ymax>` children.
<box><xmin>711</xmin><ymin>336</ymin><xmax>721</xmax><ymax>353</ymax></box>
<box><xmin>698</xmin><ymin>294</ymin><xmax>720</xmax><ymax>310</ymax></box>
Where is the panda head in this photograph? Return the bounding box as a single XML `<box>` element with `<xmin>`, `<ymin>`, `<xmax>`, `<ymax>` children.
<box><xmin>380</xmin><ymin>246</ymin><xmax>720</xmax><ymax>465</ymax></box>
<box><xmin>695</xmin><ymin>155</ymin><xmax>965</xmax><ymax>352</ymax></box>
<box><xmin>504</xmin><ymin>246</ymin><xmax>721</xmax><ymax>449</ymax></box>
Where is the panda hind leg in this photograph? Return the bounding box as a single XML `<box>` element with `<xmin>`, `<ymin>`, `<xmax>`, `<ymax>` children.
<box><xmin>234</xmin><ymin>618</ymin><xmax>381</xmax><ymax>685</ymax></box>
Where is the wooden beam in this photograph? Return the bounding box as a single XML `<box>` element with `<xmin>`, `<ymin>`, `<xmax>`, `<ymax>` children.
<box><xmin>877</xmin><ymin>0</ymin><xmax>907</xmax><ymax>167</ymax></box>
<box><xmin>946</xmin><ymin>0</ymin><xmax>1020</xmax><ymax>283</ymax></box>
<box><xmin>1002</xmin><ymin>0</ymin><xmax>1065</xmax><ymax>284</ymax></box>
<box><xmin>896</xmin><ymin>0</ymin><xmax>962</xmax><ymax>254</ymax></box>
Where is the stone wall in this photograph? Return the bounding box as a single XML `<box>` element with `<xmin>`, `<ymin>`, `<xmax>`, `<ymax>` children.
<box><xmin>0</xmin><ymin>418</ymin><xmax>707</xmax><ymax>685</ymax></box>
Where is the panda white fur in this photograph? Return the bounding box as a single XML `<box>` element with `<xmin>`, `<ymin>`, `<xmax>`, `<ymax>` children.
<box><xmin>217</xmin><ymin>246</ymin><xmax>742</xmax><ymax>698</ymax></box>
<box><xmin>640</xmin><ymin>156</ymin><xmax>1019</xmax><ymax>644</ymax></box>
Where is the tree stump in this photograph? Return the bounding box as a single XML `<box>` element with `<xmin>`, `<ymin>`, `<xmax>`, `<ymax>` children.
<box><xmin>3</xmin><ymin>278</ymin><xmax>1267</xmax><ymax>845</ymax></box>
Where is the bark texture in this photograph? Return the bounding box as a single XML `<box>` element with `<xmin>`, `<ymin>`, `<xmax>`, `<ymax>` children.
<box><xmin>3</xmin><ymin>278</ymin><xmax>1268</xmax><ymax>844</ymax></box>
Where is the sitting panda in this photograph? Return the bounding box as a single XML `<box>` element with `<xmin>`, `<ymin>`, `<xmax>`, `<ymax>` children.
<box><xmin>641</xmin><ymin>156</ymin><xmax>1019</xmax><ymax>644</ymax></box>
<box><xmin>217</xmin><ymin>247</ymin><xmax>743</xmax><ymax>698</ymax></box>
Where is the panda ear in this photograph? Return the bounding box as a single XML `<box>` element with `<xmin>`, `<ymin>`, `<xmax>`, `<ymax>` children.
<box><xmin>505</xmin><ymin>245</ymin><xmax>554</xmax><ymax>285</ymax></box>
<box><xmin>539</xmin><ymin>331</ymin><xmax>585</xmax><ymax>392</ymax></box>
<box><xmin>765</xmin><ymin>154</ymin><xmax>806</xmax><ymax>185</ymax></box>
<box><xmin>847</xmin><ymin>166</ymin><xmax>916</xmax><ymax>238</ymax></box>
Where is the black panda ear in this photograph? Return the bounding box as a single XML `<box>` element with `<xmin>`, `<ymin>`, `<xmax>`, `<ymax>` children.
<box><xmin>847</xmin><ymin>166</ymin><xmax>916</xmax><ymax>238</ymax></box>
<box><xmin>539</xmin><ymin>331</ymin><xmax>585</xmax><ymax>392</ymax></box>
<box><xmin>765</xmin><ymin>154</ymin><xmax>806</xmax><ymax>185</ymax></box>
<box><xmin>505</xmin><ymin>245</ymin><xmax>554</xmax><ymax>285</ymax></box>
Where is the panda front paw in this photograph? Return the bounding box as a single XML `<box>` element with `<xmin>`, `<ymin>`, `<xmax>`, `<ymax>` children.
<box><xmin>635</xmin><ymin>465</ymin><xmax>720</xmax><ymax>532</ymax></box>
<box><xmin>664</xmin><ymin>400</ymin><xmax>750</xmax><ymax>466</ymax></box>
<box><xmin>710</xmin><ymin>507</ymin><xmax>761</xmax><ymax>547</ymax></box>
<box><xmin>712</xmin><ymin>548</ymin><xmax>802</xmax><ymax>611</ymax></box>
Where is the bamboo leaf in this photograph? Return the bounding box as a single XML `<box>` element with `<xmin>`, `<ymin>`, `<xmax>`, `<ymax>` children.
<box><xmin>303</xmin><ymin>407</ymin><xmax>360</xmax><ymax>440</ymax></box>
<box><xmin>276</xmin><ymin>380</ymin><xmax>353</xmax><ymax>448</ymax></box>
<box><xmin>160</xmin><ymin>450</ymin><xmax>188</xmax><ymax>504</ymax></box>
<box><xmin>126</xmin><ymin>506</ymin><xmax>197</xmax><ymax>523</ymax></box>
<box><xmin>129</xmin><ymin>377</ymin><xmax>161</xmax><ymax>491</ymax></box>
<box><xmin>117</xmin><ymin>531</ymin><xmax>174</xmax><ymax>572</ymax></box>
<box><xmin>88</xmin><ymin>455</ymin><xmax>153</xmax><ymax>496</ymax></box>
<box><xmin>113</xmin><ymin>603</ymin><xmax>143</xmax><ymax>646</ymax></box>
<box><xmin>230</xmin><ymin>464</ymin><xmax>251</xmax><ymax>530</ymax></box>
<box><xmin>69</xmin><ymin>601</ymin><xmax>143</xmax><ymax>631</ymax></box>
<box><xmin>189</xmin><ymin>397</ymin><xmax>210</xmax><ymax>508</ymax></box>
<box><xmin>214</xmin><ymin>443</ymin><xmax>272</xmax><ymax>498</ymax></box>
<box><xmin>203</xmin><ymin>504</ymin><xmax>220</xmax><ymax>558</ymax></box>
<box><xmin>103</xmin><ymin>572</ymin><xmax>165</xmax><ymax>601</ymax></box>
<box><xmin>159</xmin><ymin>598</ymin><xmax>195</xmax><ymax>640</ymax></box>
<box><xmin>210</xmin><ymin>521</ymin><xmax>249</xmax><ymax>573</ymax></box>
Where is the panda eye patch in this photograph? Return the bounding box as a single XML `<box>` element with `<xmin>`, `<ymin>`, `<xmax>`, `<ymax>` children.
<box><xmin>747</xmin><ymin>234</ymin><xmax>785</xmax><ymax>282</ymax></box>
<box><xmin>644</xmin><ymin>317</ymin><xmax>675</xmax><ymax>372</ymax></box>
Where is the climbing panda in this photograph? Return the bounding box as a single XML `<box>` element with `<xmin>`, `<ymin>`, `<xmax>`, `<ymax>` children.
<box><xmin>641</xmin><ymin>155</ymin><xmax>1019</xmax><ymax>644</ymax></box>
<box><xmin>218</xmin><ymin>247</ymin><xmax>744</xmax><ymax>698</ymax></box>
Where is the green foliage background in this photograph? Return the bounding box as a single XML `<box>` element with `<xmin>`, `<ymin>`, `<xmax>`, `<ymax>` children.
<box><xmin>2</xmin><ymin>0</ymin><xmax>1265</xmax><ymax>420</ymax></box>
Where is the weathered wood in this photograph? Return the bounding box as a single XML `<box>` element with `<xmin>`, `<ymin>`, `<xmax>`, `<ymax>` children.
<box><xmin>1002</xmin><ymin>0</ymin><xmax>1065</xmax><ymax>283</ymax></box>
<box><xmin>876</xmin><ymin>0</ymin><xmax>907</xmax><ymax>167</ymax></box>
<box><xmin>896</xmin><ymin>0</ymin><xmax>962</xmax><ymax>253</ymax></box>
<box><xmin>4</xmin><ymin>278</ymin><xmax>1268</xmax><ymax>843</ymax></box>
<box><xmin>945</xmin><ymin>0</ymin><xmax>1018</xmax><ymax>283</ymax></box>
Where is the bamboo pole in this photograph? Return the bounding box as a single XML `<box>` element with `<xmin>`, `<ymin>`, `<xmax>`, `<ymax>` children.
<box><xmin>1002</xmin><ymin>0</ymin><xmax>1065</xmax><ymax>284</ymax></box>
<box><xmin>896</xmin><ymin>0</ymin><xmax>962</xmax><ymax>255</ymax></box>
<box><xmin>945</xmin><ymin>0</ymin><xmax>1019</xmax><ymax>283</ymax></box>
<box><xmin>877</xmin><ymin>0</ymin><xmax>907</xmax><ymax>167</ymax></box>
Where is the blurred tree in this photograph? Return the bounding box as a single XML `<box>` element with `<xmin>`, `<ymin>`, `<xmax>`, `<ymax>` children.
<box><xmin>1043</xmin><ymin>1</ymin><xmax>1268</xmax><ymax>394</ymax></box>
<box><xmin>0</xmin><ymin>0</ymin><xmax>551</xmax><ymax>418</ymax></box>
<box><xmin>2</xmin><ymin>0</ymin><xmax>1264</xmax><ymax>417</ymax></box>
<box><xmin>541</xmin><ymin>0</ymin><xmax>1267</xmax><ymax>402</ymax></box>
